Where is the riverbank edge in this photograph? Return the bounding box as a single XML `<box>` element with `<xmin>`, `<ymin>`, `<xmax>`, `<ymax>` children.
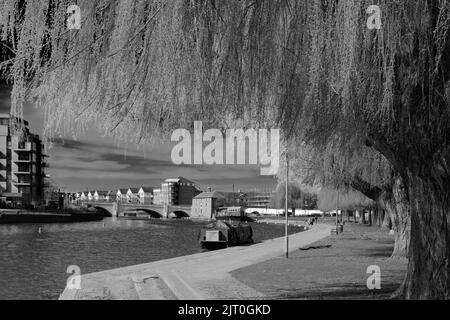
<box><xmin>0</xmin><ymin>209</ymin><xmax>104</xmax><ymax>224</ymax></box>
<box><xmin>59</xmin><ymin>221</ymin><xmax>331</xmax><ymax>300</ymax></box>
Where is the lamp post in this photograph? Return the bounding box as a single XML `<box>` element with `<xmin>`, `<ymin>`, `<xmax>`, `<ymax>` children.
<box><xmin>335</xmin><ymin>189</ymin><xmax>339</xmax><ymax>233</ymax></box>
<box><xmin>285</xmin><ymin>151</ymin><xmax>289</xmax><ymax>259</ymax></box>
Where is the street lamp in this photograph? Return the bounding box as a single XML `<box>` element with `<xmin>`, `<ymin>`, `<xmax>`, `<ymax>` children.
<box><xmin>335</xmin><ymin>189</ymin><xmax>339</xmax><ymax>233</ymax></box>
<box><xmin>285</xmin><ymin>151</ymin><xmax>289</xmax><ymax>259</ymax></box>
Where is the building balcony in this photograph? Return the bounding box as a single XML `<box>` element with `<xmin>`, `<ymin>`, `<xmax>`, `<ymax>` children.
<box><xmin>14</xmin><ymin>158</ymin><xmax>31</xmax><ymax>163</ymax></box>
<box><xmin>14</xmin><ymin>182</ymin><xmax>31</xmax><ymax>186</ymax></box>
<box><xmin>13</xmin><ymin>142</ymin><xmax>32</xmax><ymax>152</ymax></box>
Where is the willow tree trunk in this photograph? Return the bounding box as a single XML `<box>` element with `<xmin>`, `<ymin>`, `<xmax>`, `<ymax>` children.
<box><xmin>381</xmin><ymin>209</ymin><xmax>391</xmax><ymax>230</ymax></box>
<box><xmin>373</xmin><ymin>208</ymin><xmax>380</xmax><ymax>227</ymax></box>
<box><xmin>380</xmin><ymin>179</ymin><xmax>411</xmax><ymax>259</ymax></box>
<box><xmin>377</xmin><ymin>208</ymin><xmax>383</xmax><ymax>227</ymax></box>
<box><xmin>357</xmin><ymin>210</ymin><xmax>365</xmax><ymax>224</ymax></box>
<box><xmin>401</xmin><ymin>174</ymin><xmax>450</xmax><ymax>299</ymax></box>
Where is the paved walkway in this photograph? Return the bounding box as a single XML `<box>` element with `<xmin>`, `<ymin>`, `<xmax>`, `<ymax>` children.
<box><xmin>60</xmin><ymin>224</ymin><xmax>332</xmax><ymax>300</ymax></box>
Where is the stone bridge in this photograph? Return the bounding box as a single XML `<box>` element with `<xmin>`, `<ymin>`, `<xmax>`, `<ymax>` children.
<box><xmin>82</xmin><ymin>202</ymin><xmax>191</xmax><ymax>219</ymax></box>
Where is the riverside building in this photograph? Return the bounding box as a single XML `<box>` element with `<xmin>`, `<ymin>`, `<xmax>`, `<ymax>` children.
<box><xmin>154</xmin><ymin>177</ymin><xmax>202</xmax><ymax>206</ymax></box>
<box><xmin>0</xmin><ymin>114</ymin><xmax>46</xmax><ymax>207</ymax></box>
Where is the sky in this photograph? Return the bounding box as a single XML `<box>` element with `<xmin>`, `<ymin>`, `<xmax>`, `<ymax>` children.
<box><xmin>0</xmin><ymin>83</ymin><xmax>277</xmax><ymax>193</ymax></box>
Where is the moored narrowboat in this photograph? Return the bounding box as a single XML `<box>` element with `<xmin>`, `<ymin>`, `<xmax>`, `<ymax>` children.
<box><xmin>199</xmin><ymin>206</ymin><xmax>253</xmax><ymax>250</ymax></box>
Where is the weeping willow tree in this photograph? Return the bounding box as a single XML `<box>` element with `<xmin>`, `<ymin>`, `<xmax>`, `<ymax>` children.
<box><xmin>1</xmin><ymin>0</ymin><xmax>450</xmax><ymax>299</ymax></box>
<box><xmin>316</xmin><ymin>187</ymin><xmax>374</xmax><ymax>213</ymax></box>
<box><xmin>0</xmin><ymin>0</ymin><xmax>282</xmax><ymax>141</ymax></box>
<box><xmin>280</xmin><ymin>135</ymin><xmax>411</xmax><ymax>261</ymax></box>
<box><xmin>275</xmin><ymin>0</ymin><xmax>450</xmax><ymax>299</ymax></box>
<box><xmin>269</xmin><ymin>181</ymin><xmax>317</xmax><ymax>210</ymax></box>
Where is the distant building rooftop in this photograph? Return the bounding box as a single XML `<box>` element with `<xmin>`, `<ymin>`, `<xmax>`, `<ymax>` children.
<box><xmin>194</xmin><ymin>191</ymin><xmax>226</xmax><ymax>199</ymax></box>
<box><xmin>165</xmin><ymin>177</ymin><xmax>197</xmax><ymax>185</ymax></box>
<box><xmin>96</xmin><ymin>191</ymin><xmax>111</xmax><ymax>196</ymax></box>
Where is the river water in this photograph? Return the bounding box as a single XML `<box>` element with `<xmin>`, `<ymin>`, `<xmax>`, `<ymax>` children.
<box><xmin>0</xmin><ymin>217</ymin><xmax>302</xmax><ymax>300</ymax></box>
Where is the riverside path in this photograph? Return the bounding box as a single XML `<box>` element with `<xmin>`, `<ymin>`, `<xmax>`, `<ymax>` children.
<box><xmin>60</xmin><ymin>224</ymin><xmax>332</xmax><ymax>300</ymax></box>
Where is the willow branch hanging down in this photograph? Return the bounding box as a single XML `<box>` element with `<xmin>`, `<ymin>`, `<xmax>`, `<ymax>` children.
<box><xmin>1</xmin><ymin>0</ymin><xmax>450</xmax><ymax>159</ymax></box>
<box><xmin>0</xmin><ymin>0</ymin><xmax>290</xmax><ymax>143</ymax></box>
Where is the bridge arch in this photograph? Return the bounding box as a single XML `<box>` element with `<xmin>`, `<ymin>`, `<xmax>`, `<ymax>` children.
<box><xmin>168</xmin><ymin>210</ymin><xmax>190</xmax><ymax>219</ymax></box>
<box><xmin>133</xmin><ymin>208</ymin><xmax>163</xmax><ymax>219</ymax></box>
<box><xmin>92</xmin><ymin>206</ymin><xmax>113</xmax><ymax>217</ymax></box>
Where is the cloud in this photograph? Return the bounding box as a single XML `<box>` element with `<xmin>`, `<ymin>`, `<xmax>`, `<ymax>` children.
<box><xmin>0</xmin><ymin>86</ymin><xmax>277</xmax><ymax>193</ymax></box>
<box><xmin>47</xmin><ymin>135</ymin><xmax>278</xmax><ymax>192</ymax></box>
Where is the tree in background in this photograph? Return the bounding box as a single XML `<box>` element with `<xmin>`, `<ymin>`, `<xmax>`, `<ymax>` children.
<box><xmin>42</xmin><ymin>176</ymin><xmax>59</xmax><ymax>206</ymax></box>
<box><xmin>269</xmin><ymin>182</ymin><xmax>317</xmax><ymax>211</ymax></box>
<box><xmin>316</xmin><ymin>187</ymin><xmax>374</xmax><ymax>213</ymax></box>
<box><xmin>280</xmin><ymin>140</ymin><xmax>410</xmax><ymax>260</ymax></box>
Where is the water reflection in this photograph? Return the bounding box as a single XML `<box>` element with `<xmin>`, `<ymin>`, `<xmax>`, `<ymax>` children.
<box><xmin>0</xmin><ymin>217</ymin><xmax>162</xmax><ymax>236</ymax></box>
<box><xmin>0</xmin><ymin>218</ymin><xmax>301</xmax><ymax>300</ymax></box>
<box><xmin>0</xmin><ymin>218</ymin><xmax>202</xmax><ymax>300</ymax></box>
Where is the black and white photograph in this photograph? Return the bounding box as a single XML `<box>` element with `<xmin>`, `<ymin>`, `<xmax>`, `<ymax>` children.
<box><xmin>0</xmin><ymin>0</ymin><xmax>449</xmax><ymax>307</ymax></box>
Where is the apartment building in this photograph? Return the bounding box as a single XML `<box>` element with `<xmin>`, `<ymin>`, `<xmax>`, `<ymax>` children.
<box><xmin>75</xmin><ymin>187</ymin><xmax>154</xmax><ymax>204</ymax></box>
<box><xmin>153</xmin><ymin>177</ymin><xmax>201</xmax><ymax>206</ymax></box>
<box><xmin>94</xmin><ymin>190</ymin><xmax>112</xmax><ymax>202</ymax></box>
<box><xmin>0</xmin><ymin>114</ymin><xmax>46</xmax><ymax>206</ymax></box>
<box><xmin>74</xmin><ymin>178</ymin><xmax>200</xmax><ymax>207</ymax></box>
<box><xmin>116</xmin><ymin>188</ymin><xmax>129</xmax><ymax>202</ymax></box>
<box><xmin>244</xmin><ymin>192</ymin><xmax>273</xmax><ymax>208</ymax></box>
<box><xmin>153</xmin><ymin>188</ymin><xmax>162</xmax><ymax>204</ymax></box>
<box><xmin>138</xmin><ymin>187</ymin><xmax>153</xmax><ymax>204</ymax></box>
<box><xmin>126</xmin><ymin>188</ymin><xmax>140</xmax><ymax>203</ymax></box>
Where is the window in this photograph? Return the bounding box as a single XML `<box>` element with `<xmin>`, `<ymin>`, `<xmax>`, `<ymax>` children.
<box><xmin>18</xmin><ymin>153</ymin><xmax>30</xmax><ymax>161</ymax></box>
<box><xmin>18</xmin><ymin>177</ymin><xmax>31</xmax><ymax>184</ymax></box>
<box><xmin>18</xmin><ymin>164</ymin><xmax>30</xmax><ymax>172</ymax></box>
